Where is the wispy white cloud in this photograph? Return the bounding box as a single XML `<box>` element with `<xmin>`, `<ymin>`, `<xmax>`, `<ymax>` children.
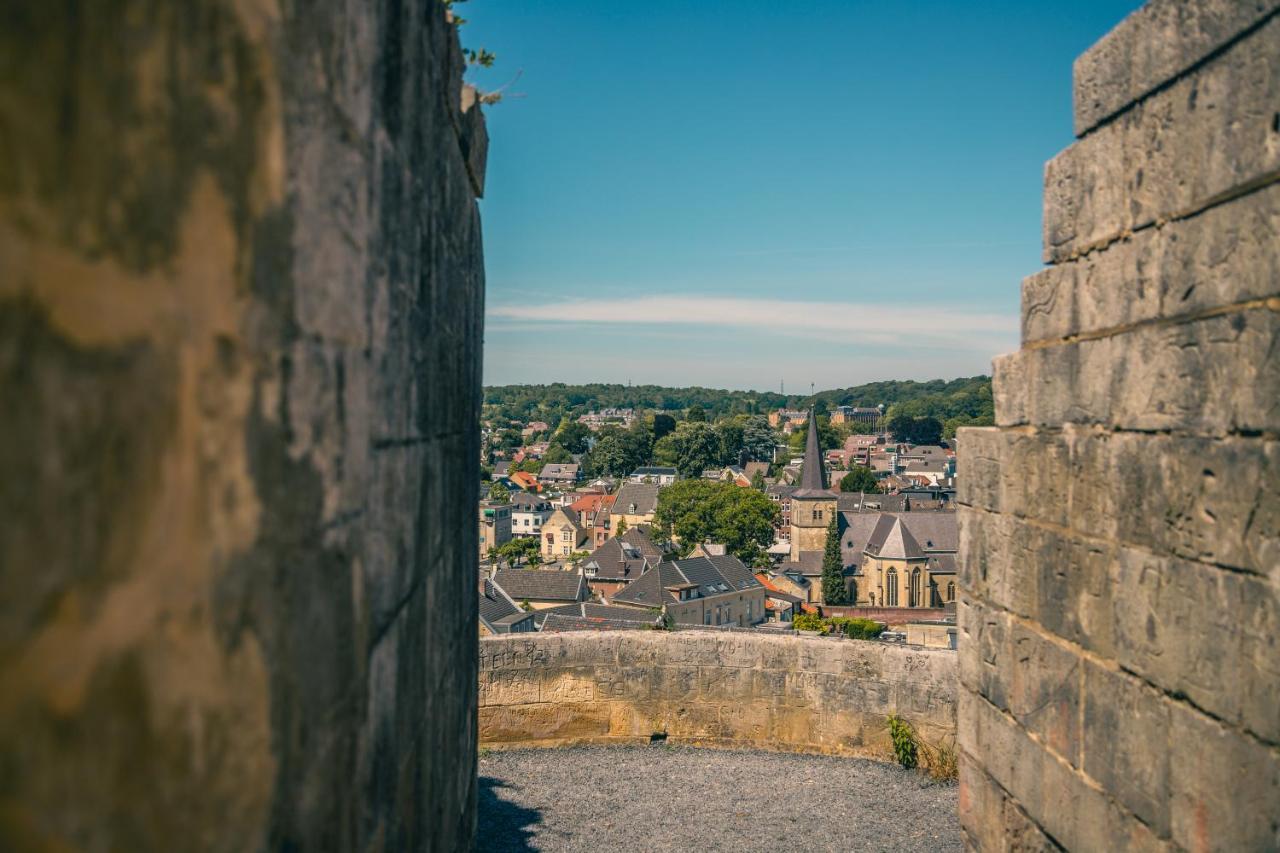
<box><xmin>487</xmin><ymin>295</ymin><xmax>1016</xmax><ymax>352</ymax></box>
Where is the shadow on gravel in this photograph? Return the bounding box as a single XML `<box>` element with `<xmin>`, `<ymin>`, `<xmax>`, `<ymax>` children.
<box><xmin>478</xmin><ymin>776</ymin><xmax>542</xmax><ymax>852</ymax></box>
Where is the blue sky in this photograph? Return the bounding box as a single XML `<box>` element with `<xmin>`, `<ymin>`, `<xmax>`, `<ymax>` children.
<box><xmin>464</xmin><ymin>0</ymin><xmax>1140</xmax><ymax>391</ymax></box>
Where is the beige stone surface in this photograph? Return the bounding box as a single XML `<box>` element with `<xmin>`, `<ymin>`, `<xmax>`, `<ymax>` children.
<box><xmin>1072</xmin><ymin>0</ymin><xmax>1280</xmax><ymax>135</ymax></box>
<box><xmin>1046</xmin><ymin>14</ymin><xmax>1280</xmax><ymax>262</ymax></box>
<box><xmin>0</xmin><ymin>2</ymin><xmax>485</xmax><ymax>850</ymax></box>
<box><xmin>962</xmin><ymin>2</ymin><xmax>1280</xmax><ymax>848</ymax></box>
<box><xmin>479</xmin><ymin>632</ymin><xmax>957</xmax><ymax>761</ymax></box>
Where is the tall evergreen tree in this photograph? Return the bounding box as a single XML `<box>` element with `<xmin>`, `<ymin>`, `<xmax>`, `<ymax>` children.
<box><xmin>821</xmin><ymin>516</ymin><xmax>849</xmax><ymax>605</ymax></box>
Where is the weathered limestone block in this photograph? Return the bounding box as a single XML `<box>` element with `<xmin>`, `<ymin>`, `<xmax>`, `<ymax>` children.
<box><xmin>1046</xmin><ymin>14</ymin><xmax>1280</xmax><ymax>261</ymax></box>
<box><xmin>1023</xmin><ymin>181</ymin><xmax>1280</xmax><ymax>343</ymax></box>
<box><xmin>961</xmin><ymin>428</ymin><xmax>1280</xmax><ymax>576</ymax></box>
<box><xmin>960</xmin><ymin>692</ymin><xmax>1167</xmax><ymax>853</ymax></box>
<box><xmin>479</xmin><ymin>633</ymin><xmax>957</xmax><ymax>759</ymax></box>
<box><xmin>0</xmin><ymin>2</ymin><xmax>484</xmax><ymax>850</ymax></box>
<box><xmin>1073</xmin><ymin>0</ymin><xmax>1280</xmax><ymax>135</ymax></box>
<box><xmin>1167</xmin><ymin>702</ymin><xmax>1280</xmax><ymax>852</ymax></box>
<box><xmin>965</xmin><ymin>606</ymin><xmax>1084</xmax><ymax>770</ymax></box>
<box><xmin>1082</xmin><ymin>661</ymin><xmax>1172</xmax><ymax>837</ymax></box>
<box><xmin>993</xmin><ymin>307</ymin><xmax>1280</xmax><ymax>434</ymax></box>
<box><xmin>959</xmin><ymin>756</ymin><xmax>1062</xmax><ymax>853</ymax></box>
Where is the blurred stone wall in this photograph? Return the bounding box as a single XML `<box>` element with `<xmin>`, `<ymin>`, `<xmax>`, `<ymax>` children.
<box><xmin>0</xmin><ymin>2</ymin><xmax>485</xmax><ymax>849</ymax></box>
<box><xmin>957</xmin><ymin>1</ymin><xmax>1280</xmax><ymax>849</ymax></box>
<box><xmin>479</xmin><ymin>632</ymin><xmax>956</xmax><ymax>757</ymax></box>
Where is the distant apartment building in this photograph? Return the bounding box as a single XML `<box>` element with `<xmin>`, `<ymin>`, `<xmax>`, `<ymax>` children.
<box><xmin>829</xmin><ymin>405</ymin><xmax>882</xmax><ymax>425</ymax></box>
<box><xmin>509</xmin><ymin>492</ymin><xmax>554</xmax><ymax>538</ymax></box>
<box><xmin>768</xmin><ymin>409</ymin><xmax>807</xmax><ymax>429</ymax></box>
<box><xmin>478</xmin><ymin>501</ymin><xmax>512</xmax><ymax>558</ymax></box>
<box><xmin>577</xmin><ymin>408</ymin><xmax>636</xmax><ymax>430</ymax></box>
<box><xmin>628</xmin><ymin>466</ymin><xmax>677</xmax><ymax>485</ymax></box>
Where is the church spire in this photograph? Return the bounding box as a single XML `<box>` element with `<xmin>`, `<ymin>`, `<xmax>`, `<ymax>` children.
<box><xmin>795</xmin><ymin>407</ymin><xmax>829</xmax><ymax>496</ymax></box>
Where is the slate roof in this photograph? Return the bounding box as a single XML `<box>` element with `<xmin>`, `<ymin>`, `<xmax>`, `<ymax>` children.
<box><xmin>890</xmin><ymin>511</ymin><xmax>958</xmax><ymax>552</ymax></box>
<box><xmin>479</xmin><ymin>579</ymin><xmax>535</xmax><ymax>633</ymax></box>
<box><xmin>509</xmin><ymin>491</ymin><xmax>552</xmax><ymax>510</ymax></box>
<box><xmin>926</xmin><ymin>553</ymin><xmax>958</xmax><ymax>574</ymax></box>
<box><xmin>492</xmin><ymin>568</ymin><xmax>586</xmax><ymax>603</ymax></box>
<box><xmin>613</xmin><ymin>482</ymin><xmax>661</xmax><ymax>516</ymax></box>
<box><xmin>540</xmin><ymin>463</ymin><xmax>580</xmax><ymax>480</ymax></box>
<box><xmin>536</xmin><ymin>603</ymin><xmax>661</xmax><ymax>632</ymax></box>
<box><xmin>866</xmin><ymin>515</ymin><xmax>925</xmax><ymax>560</ymax></box>
<box><xmin>617</xmin><ymin>527</ymin><xmax>663</xmax><ymax>561</ymax></box>
<box><xmin>582</xmin><ymin>536</ymin><xmax>652</xmax><ymax>582</ymax></box>
<box><xmin>793</xmin><ymin>408</ymin><xmax>834</xmax><ymax>499</ymax></box>
<box><xmin>631</xmin><ymin>466</ymin><xmax>677</xmax><ymax>477</ymax></box>
<box><xmin>612</xmin><ymin>555</ymin><xmax>761</xmax><ymax>607</ymax></box>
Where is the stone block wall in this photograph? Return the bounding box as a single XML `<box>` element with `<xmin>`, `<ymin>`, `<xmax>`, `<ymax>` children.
<box><xmin>958</xmin><ymin>1</ymin><xmax>1280</xmax><ymax>850</ymax></box>
<box><xmin>479</xmin><ymin>632</ymin><xmax>956</xmax><ymax>758</ymax></box>
<box><xmin>0</xmin><ymin>2</ymin><xmax>484</xmax><ymax>850</ymax></box>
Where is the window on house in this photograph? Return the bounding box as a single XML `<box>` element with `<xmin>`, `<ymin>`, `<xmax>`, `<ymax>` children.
<box><xmin>562</xmin><ymin>545</ymin><xmax>570</xmax><ymax>555</ymax></box>
<box><xmin>704</xmin><ymin>610</ymin><xmax>711</xmax><ymax>625</ymax></box>
<box><xmin>814</xmin><ymin>509</ymin><xmax>823</xmax><ymax>521</ymax></box>
<box><xmin>947</xmin><ymin>581</ymin><xmax>955</xmax><ymax>602</ymax></box>
<box><xmin>562</xmin><ymin>530</ymin><xmax>571</xmax><ymax>542</ymax></box>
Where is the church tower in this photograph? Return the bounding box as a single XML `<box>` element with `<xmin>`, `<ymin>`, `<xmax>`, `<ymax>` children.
<box><xmin>789</xmin><ymin>408</ymin><xmax>838</xmax><ymax>562</ymax></box>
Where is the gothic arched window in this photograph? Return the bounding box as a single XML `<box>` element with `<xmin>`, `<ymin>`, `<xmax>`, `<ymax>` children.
<box><xmin>885</xmin><ymin>568</ymin><xmax>898</xmax><ymax>607</ymax></box>
<box><xmin>909</xmin><ymin>568</ymin><xmax>922</xmax><ymax>608</ymax></box>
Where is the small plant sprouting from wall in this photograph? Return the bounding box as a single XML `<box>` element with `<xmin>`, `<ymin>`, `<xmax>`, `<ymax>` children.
<box><xmin>443</xmin><ymin>0</ymin><xmax>523</xmax><ymax>105</ymax></box>
<box><xmin>885</xmin><ymin>715</ymin><xmax>958</xmax><ymax>782</ymax></box>
<box><xmin>886</xmin><ymin>714</ymin><xmax>918</xmax><ymax>770</ymax></box>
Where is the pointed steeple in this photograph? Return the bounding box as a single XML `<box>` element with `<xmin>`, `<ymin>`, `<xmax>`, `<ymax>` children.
<box><xmin>795</xmin><ymin>408</ymin><xmax>831</xmax><ymax>497</ymax></box>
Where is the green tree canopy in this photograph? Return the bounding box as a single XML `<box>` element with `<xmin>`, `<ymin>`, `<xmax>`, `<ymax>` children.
<box><xmin>651</xmin><ymin>413</ymin><xmax>677</xmax><ymax>441</ymax></box>
<box><xmin>740</xmin><ymin>416</ymin><xmax>778</xmax><ymax>463</ymax></box>
<box><xmin>542</xmin><ymin>443</ymin><xmax>574</xmax><ymax>464</ymax></box>
<box><xmin>496</xmin><ymin>536</ymin><xmax>540</xmax><ymax>567</ymax></box>
<box><xmin>750</xmin><ymin>469</ymin><xmax>767</xmax><ymax>491</ymax></box>
<box><xmin>555</xmin><ymin>420</ymin><xmax>593</xmax><ymax>454</ymax></box>
<box><xmin>582</xmin><ymin>425</ymin><xmax>649</xmax><ymax>477</ymax></box>
<box><xmin>684</xmin><ymin>405</ymin><xmax>706</xmax><ymax>422</ymax></box>
<box><xmin>716</xmin><ymin>420</ymin><xmax>745</xmax><ymax>466</ymax></box>
<box><xmin>838</xmin><ymin>466</ymin><xmax>880</xmax><ymax>493</ymax></box>
<box><xmin>788</xmin><ymin>416</ymin><xmax>839</xmax><ymax>454</ymax></box>
<box><xmin>666</xmin><ymin>422</ymin><xmax>722</xmax><ymax>479</ymax></box>
<box><xmin>488</xmin><ymin>481</ymin><xmax>510</xmax><ymax>503</ymax></box>
<box><xmin>886</xmin><ymin>415</ymin><xmax>943</xmax><ymax>445</ymax></box>
<box><xmin>653</xmin><ymin>479</ymin><xmax>779</xmax><ymax>564</ymax></box>
<box><xmin>821</xmin><ymin>516</ymin><xmax>849</xmax><ymax>604</ymax></box>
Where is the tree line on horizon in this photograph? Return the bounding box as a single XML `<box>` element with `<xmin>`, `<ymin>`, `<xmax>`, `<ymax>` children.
<box><xmin>483</xmin><ymin>376</ymin><xmax>993</xmax><ymax>441</ymax></box>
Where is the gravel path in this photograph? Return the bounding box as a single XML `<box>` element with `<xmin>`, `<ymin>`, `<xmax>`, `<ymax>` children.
<box><xmin>478</xmin><ymin>745</ymin><xmax>960</xmax><ymax>852</ymax></box>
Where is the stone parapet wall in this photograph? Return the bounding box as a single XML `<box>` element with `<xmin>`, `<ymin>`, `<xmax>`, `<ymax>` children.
<box><xmin>0</xmin><ymin>3</ymin><xmax>484</xmax><ymax>850</ymax></box>
<box><xmin>479</xmin><ymin>632</ymin><xmax>956</xmax><ymax>758</ymax></box>
<box><xmin>959</xmin><ymin>1</ymin><xmax>1280</xmax><ymax>849</ymax></box>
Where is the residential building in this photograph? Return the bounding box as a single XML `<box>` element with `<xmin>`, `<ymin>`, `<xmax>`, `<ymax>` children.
<box><xmin>568</xmin><ymin>492</ymin><xmax>616</xmax><ymax>548</ymax></box>
<box><xmin>610</xmin><ymin>481</ymin><xmax>661</xmax><ymax>533</ymax></box>
<box><xmin>478</xmin><ymin>501</ymin><xmax>512</xmax><ymax>559</ymax></box>
<box><xmin>479</xmin><ymin>578</ymin><xmax>536</xmax><ymax>636</ymax></box>
<box><xmin>509</xmin><ymin>491</ymin><xmax>554</xmax><ymax>538</ymax></box>
<box><xmin>767</xmin><ymin>409</ymin><xmax>807</xmax><ymax>430</ymax></box>
<box><xmin>491</xmin><ymin>568</ymin><xmax>588</xmax><ymax>611</ymax></box>
<box><xmin>829</xmin><ymin>405</ymin><xmax>882</xmax><ymax>425</ymax></box>
<box><xmin>754</xmin><ymin>573</ymin><xmax>803</xmax><ymax>622</ymax></box>
<box><xmin>580</xmin><ymin>526</ymin><xmax>662</xmax><ymax>600</ymax></box>
<box><xmin>539</xmin><ymin>462</ymin><xmax>580</xmax><ymax>486</ymax></box>
<box><xmin>508</xmin><ymin>471</ymin><xmax>541</xmax><ymax>493</ymax></box>
<box><xmin>612</xmin><ymin>554</ymin><xmax>766</xmax><ymax>627</ymax></box>
<box><xmin>540</xmin><ymin>506</ymin><xmax>590</xmax><ymax>559</ymax></box>
<box><xmin>578</xmin><ymin>408</ymin><xmax>636</xmax><ymax>430</ymax></box>
<box><xmin>628</xmin><ymin>466</ymin><xmax>677</xmax><ymax>485</ymax></box>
